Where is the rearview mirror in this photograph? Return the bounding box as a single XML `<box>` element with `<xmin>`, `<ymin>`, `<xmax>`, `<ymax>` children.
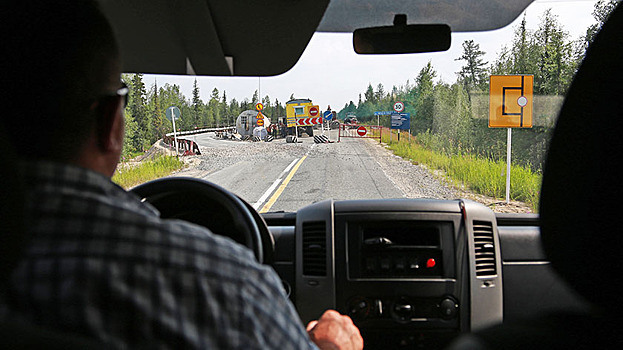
<box><xmin>353</xmin><ymin>15</ymin><xmax>451</xmax><ymax>54</ymax></box>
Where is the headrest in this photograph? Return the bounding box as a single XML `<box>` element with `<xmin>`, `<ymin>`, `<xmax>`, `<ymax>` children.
<box><xmin>540</xmin><ymin>3</ymin><xmax>623</xmax><ymax>312</ymax></box>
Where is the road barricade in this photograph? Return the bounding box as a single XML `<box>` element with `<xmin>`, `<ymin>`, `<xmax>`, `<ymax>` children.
<box><xmin>162</xmin><ymin>136</ymin><xmax>201</xmax><ymax>156</ymax></box>
<box><xmin>163</xmin><ymin>125</ymin><xmax>235</xmax><ymax>156</ymax></box>
<box><xmin>338</xmin><ymin>124</ymin><xmax>383</xmax><ymax>143</ymax></box>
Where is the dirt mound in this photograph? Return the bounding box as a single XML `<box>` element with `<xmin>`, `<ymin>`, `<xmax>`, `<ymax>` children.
<box><xmin>136</xmin><ymin>140</ymin><xmax>173</xmax><ymax>161</ymax></box>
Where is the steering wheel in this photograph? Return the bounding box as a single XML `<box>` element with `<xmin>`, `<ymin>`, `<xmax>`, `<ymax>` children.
<box><xmin>131</xmin><ymin>177</ymin><xmax>273</xmax><ymax>264</ymax></box>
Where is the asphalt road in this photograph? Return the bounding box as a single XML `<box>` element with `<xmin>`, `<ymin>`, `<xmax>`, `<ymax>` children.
<box><xmin>179</xmin><ymin>129</ymin><xmax>404</xmax><ymax>213</ymax></box>
<box><xmin>172</xmin><ymin>128</ymin><xmax>531</xmax><ymax>214</ymax></box>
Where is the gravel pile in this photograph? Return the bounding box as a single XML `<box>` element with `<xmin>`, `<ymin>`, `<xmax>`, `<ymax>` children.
<box><xmin>185</xmin><ymin>140</ymin><xmax>311</xmax><ymax>176</ymax></box>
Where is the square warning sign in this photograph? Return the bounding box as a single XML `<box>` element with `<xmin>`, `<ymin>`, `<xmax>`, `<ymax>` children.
<box><xmin>489</xmin><ymin>75</ymin><xmax>534</xmax><ymax>128</ymax></box>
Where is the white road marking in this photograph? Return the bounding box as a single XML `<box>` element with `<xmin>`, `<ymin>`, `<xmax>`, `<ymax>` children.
<box><xmin>252</xmin><ymin>158</ymin><xmax>299</xmax><ymax>210</ymax></box>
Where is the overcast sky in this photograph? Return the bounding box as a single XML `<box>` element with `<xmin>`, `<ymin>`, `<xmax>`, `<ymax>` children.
<box><xmin>144</xmin><ymin>0</ymin><xmax>601</xmax><ymax>112</ymax></box>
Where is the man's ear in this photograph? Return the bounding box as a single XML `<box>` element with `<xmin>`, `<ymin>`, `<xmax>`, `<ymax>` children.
<box><xmin>95</xmin><ymin>97</ymin><xmax>124</xmax><ymax>152</ymax></box>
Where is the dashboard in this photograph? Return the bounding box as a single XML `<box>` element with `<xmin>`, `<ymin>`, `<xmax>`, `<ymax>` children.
<box><xmin>262</xmin><ymin>198</ymin><xmax>589</xmax><ymax>349</ymax></box>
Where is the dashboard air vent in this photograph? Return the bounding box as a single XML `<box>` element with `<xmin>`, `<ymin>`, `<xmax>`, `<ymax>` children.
<box><xmin>302</xmin><ymin>221</ymin><xmax>327</xmax><ymax>276</ymax></box>
<box><xmin>473</xmin><ymin>220</ymin><xmax>497</xmax><ymax>277</ymax></box>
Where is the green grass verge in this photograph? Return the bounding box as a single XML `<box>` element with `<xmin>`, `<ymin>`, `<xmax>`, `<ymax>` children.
<box><xmin>382</xmin><ymin>132</ymin><xmax>541</xmax><ymax>211</ymax></box>
<box><xmin>120</xmin><ymin>151</ymin><xmax>144</xmax><ymax>162</ymax></box>
<box><xmin>112</xmin><ymin>156</ymin><xmax>185</xmax><ymax>189</ymax></box>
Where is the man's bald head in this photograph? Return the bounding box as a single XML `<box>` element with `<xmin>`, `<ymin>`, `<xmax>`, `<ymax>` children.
<box><xmin>1</xmin><ymin>0</ymin><xmax>121</xmax><ymax>161</ymax></box>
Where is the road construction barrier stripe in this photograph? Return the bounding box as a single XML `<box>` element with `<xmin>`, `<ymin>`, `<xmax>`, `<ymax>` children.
<box><xmin>296</xmin><ymin>117</ymin><xmax>323</xmax><ymax>126</ymax></box>
<box><xmin>313</xmin><ymin>135</ymin><xmax>329</xmax><ymax>143</ymax></box>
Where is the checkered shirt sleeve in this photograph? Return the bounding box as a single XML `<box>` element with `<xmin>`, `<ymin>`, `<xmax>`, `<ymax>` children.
<box><xmin>4</xmin><ymin>160</ymin><xmax>318</xmax><ymax>349</ymax></box>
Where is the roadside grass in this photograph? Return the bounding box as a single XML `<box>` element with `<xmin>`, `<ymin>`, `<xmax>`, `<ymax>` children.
<box><xmin>112</xmin><ymin>155</ymin><xmax>185</xmax><ymax>189</ymax></box>
<box><xmin>120</xmin><ymin>151</ymin><xmax>144</xmax><ymax>162</ymax></box>
<box><xmin>380</xmin><ymin>131</ymin><xmax>541</xmax><ymax>211</ymax></box>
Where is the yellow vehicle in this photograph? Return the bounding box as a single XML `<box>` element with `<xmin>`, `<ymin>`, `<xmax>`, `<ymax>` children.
<box><xmin>285</xmin><ymin>98</ymin><xmax>320</xmax><ymax>136</ymax></box>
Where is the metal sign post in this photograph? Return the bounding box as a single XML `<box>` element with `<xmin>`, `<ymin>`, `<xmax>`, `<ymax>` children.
<box><xmin>374</xmin><ymin>111</ymin><xmax>394</xmax><ymax>140</ymax></box>
<box><xmin>172</xmin><ymin>115</ymin><xmax>178</xmax><ymax>155</ymax></box>
<box><xmin>166</xmin><ymin>106</ymin><xmax>182</xmax><ymax>155</ymax></box>
<box><xmin>506</xmin><ymin>128</ymin><xmax>512</xmax><ymax>203</ymax></box>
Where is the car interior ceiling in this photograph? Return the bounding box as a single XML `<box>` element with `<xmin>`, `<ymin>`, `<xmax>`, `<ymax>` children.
<box><xmin>98</xmin><ymin>0</ymin><xmax>330</xmax><ymax>76</ymax></box>
<box><xmin>316</xmin><ymin>0</ymin><xmax>534</xmax><ymax>32</ymax></box>
<box><xmin>2</xmin><ymin>0</ymin><xmax>623</xmax><ymax>348</ymax></box>
<box><xmin>97</xmin><ymin>0</ymin><xmax>534</xmax><ymax>77</ymax></box>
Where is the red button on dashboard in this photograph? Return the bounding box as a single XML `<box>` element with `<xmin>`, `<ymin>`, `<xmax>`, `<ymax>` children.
<box><xmin>426</xmin><ymin>258</ymin><xmax>436</xmax><ymax>268</ymax></box>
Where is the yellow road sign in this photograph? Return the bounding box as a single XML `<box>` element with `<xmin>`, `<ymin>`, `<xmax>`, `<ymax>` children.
<box><xmin>256</xmin><ymin>111</ymin><xmax>264</xmax><ymax>119</ymax></box>
<box><xmin>489</xmin><ymin>75</ymin><xmax>533</xmax><ymax>128</ymax></box>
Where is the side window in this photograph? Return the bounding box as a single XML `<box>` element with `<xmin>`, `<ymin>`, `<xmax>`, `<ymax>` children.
<box><xmin>294</xmin><ymin>106</ymin><xmax>305</xmax><ymax>115</ymax></box>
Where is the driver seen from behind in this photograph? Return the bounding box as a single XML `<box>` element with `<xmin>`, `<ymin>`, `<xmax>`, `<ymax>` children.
<box><xmin>0</xmin><ymin>1</ymin><xmax>363</xmax><ymax>349</ymax></box>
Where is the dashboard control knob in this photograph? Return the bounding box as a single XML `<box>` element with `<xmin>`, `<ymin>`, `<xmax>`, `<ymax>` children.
<box><xmin>439</xmin><ymin>298</ymin><xmax>458</xmax><ymax>320</ymax></box>
<box><xmin>390</xmin><ymin>297</ymin><xmax>413</xmax><ymax>324</ymax></box>
<box><xmin>394</xmin><ymin>303</ymin><xmax>412</xmax><ymax>314</ymax></box>
<box><xmin>347</xmin><ymin>297</ymin><xmax>371</xmax><ymax>321</ymax></box>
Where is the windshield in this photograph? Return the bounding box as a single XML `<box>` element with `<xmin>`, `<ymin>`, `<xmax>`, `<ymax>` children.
<box><xmin>114</xmin><ymin>0</ymin><xmax>617</xmax><ymax>214</ymax></box>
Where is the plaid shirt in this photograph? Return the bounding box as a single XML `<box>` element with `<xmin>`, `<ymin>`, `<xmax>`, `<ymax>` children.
<box><xmin>4</xmin><ymin>160</ymin><xmax>317</xmax><ymax>349</ymax></box>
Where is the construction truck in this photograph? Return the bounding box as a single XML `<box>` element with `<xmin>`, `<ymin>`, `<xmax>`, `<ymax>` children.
<box><xmin>285</xmin><ymin>98</ymin><xmax>322</xmax><ymax>137</ymax></box>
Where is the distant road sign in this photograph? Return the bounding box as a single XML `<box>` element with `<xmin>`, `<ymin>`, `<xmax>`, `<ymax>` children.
<box><xmin>489</xmin><ymin>75</ymin><xmax>534</xmax><ymax>128</ymax></box>
<box><xmin>165</xmin><ymin>106</ymin><xmax>181</xmax><ymax>121</ymax></box>
<box><xmin>393</xmin><ymin>101</ymin><xmax>405</xmax><ymax>113</ymax></box>
<box><xmin>257</xmin><ymin>118</ymin><xmax>264</xmax><ymax>126</ymax></box>
<box><xmin>323</xmin><ymin>110</ymin><xmax>333</xmax><ymax>120</ymax></box>
<box><xmin>357</xmin><ymin>126</ymin><xmax>367</xmax><ymax>136</ymax></box>
<box><xmin>255</xmin><ymin>102</ymin><xmax>264</xmax><ymax>111</ymax></box>
<box><xmin>309</xmin><ymin>106</ymin><xmax>319</xmax><ymax>117</ymax></box>
<box><xmin>374</xmin><ymin>111</ymin><xmax>393</xmax><ymax>116</ymax></box>
<box><xmin>391</xmin><ymin>113</ymin><xmax>410</xmax><ymax>130</ymax></box>
<box><xmin>256</xmin><ymin>111</ymin><xmax>264</xmax><ymax>119</ymax></box>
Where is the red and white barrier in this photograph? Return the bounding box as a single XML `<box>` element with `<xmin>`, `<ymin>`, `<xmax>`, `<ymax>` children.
<box><xmin>296</xmin><ymin>117</ymin><xmax>323</xmax><ymax>126</ymax></box>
